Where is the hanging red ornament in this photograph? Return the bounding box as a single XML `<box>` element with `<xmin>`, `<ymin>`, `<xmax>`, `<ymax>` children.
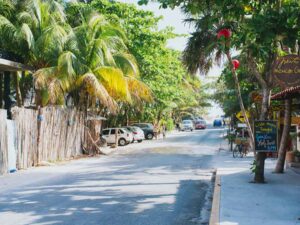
<box><xmin>232</xmin><ymin>59</ymin><xmax>240</xmax><ymax>70</ymax></box>
<box><xmin>217</xmin><ymin>28</ymin><xmax>231</xmax><ymax>39</ymax></box>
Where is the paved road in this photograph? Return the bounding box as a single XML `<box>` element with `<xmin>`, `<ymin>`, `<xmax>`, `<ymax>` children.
<box><xmin>0</xmin><ymin>128</ymin><xmax>226</xmax><ymax>225</ymax></box>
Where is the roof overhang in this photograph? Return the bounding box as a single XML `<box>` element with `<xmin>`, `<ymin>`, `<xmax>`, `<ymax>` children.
<box><xmin>0</xmin><ymin>58</ymin><xmax>33</xmax><ymax>72</ymax></box>
<box><xmin>271</xmin><ymin>86</ymin><xmax>300</xmax><ymax>101</ymax></box>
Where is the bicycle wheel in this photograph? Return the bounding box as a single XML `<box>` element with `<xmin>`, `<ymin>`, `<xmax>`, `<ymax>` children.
<box><xmin>233</xmin><ymin>145</ymin><xmax>241</xmax><ymax>158</ymax></box>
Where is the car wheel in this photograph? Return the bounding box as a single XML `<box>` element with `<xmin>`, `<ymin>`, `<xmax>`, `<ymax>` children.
<box><xmin>138</xmin><ymin>140</ymin><xmax>143</xmax><ymax>143</ymax></box>
<box><xmin>118</xmin><ymin>138</ymin><xmax>126</xmax><ymax>146</ymax></box>
<box><xmin>132</xmin><ymin>140</ymin><xmax>135</xmax><ymax>143</ymax></box>
<box><xmin>146</xmin><ymin>133</ymin><xmax>154</xmax><ymax>140</ymax></box>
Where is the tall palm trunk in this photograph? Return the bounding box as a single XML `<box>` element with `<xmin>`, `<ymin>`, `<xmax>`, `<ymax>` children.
<box><xmin>274</xmin><ymin>98</ymin><xmax>292</xmax><ymax>173</ymax></box>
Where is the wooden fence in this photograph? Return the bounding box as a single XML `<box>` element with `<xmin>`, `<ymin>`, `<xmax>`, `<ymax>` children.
<box><xmin>12</xmin><ymin>107</ymin><xmax>85</xmax><ymax>170</ymax></box>
<box><xmin>0</xmin><ymin>110</ymin><xmax>8</xmax><ymax>174</ymax></box>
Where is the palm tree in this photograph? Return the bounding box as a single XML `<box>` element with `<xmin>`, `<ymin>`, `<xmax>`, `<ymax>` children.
<box><xmin>0</xmin><ymin>1</ymin><xmax>152</xmax><ymax>113</ymax></box>
<box><xmin>34</xmin><ymin>11</ymin><xmax>152</xmax><ymax>113</ymax></box>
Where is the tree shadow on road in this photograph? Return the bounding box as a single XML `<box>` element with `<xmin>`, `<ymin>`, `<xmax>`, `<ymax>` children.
<box><xmin>0</xmin><ymin>153</ymin><xmax>212</xmax><ymax>225</ymax></box>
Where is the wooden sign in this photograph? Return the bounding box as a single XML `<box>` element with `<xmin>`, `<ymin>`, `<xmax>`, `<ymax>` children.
<box><xmin>254</xmin><ymin>121</ymin><xmax>278</xmax><ymax>152</ymax></box>
<box><xmin>272</xmin><ymin>55</ymin><xmax>300</xmax><ymax>88</ymax></box>
<box><xmin>280</xmin><ymin>116</ymin><xmax>300</xmax><ymax>125</ymax></box>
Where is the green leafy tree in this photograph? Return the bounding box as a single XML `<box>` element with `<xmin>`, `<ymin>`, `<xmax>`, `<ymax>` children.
<box><xmin>66</xmin><ymin>0</ymin><xmax>208</xmax><ymax>125</ymax></box>
<box><xmin>139</xmin><ymin>0</ymin><xmax>300</xmax><ymax>182</ymax></box>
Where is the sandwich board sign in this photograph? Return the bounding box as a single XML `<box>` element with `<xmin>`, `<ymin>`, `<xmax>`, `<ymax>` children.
<box><xmin>254</xmin><ymin>120</ymin><xmax>278</xmax><ymax>152</ymax></box>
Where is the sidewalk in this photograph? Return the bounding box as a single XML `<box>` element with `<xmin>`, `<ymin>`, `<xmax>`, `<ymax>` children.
<box><xmin>211</xmin><ymin>151</ymin><xmax>300</xmax><ymax>225</ymax></box>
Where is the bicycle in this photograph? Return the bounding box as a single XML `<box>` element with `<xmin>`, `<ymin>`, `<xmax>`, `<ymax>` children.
<box><xmin>233</xmin><ymin>137</ymin><xmax>249</xmax><ymax>158</ymax></box>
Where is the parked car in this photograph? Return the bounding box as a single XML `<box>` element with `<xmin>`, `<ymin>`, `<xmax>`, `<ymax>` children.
<box><xmin>213</xmin><ymin>119</ymin><xmax>223</xmax><ymax>127</ymax></box>
<box><xmin>122</xmin><ymin>126</ymin><xmax>145</xmax><ymax>143</ymax></box>
<box><xmin>195</xmin><ymin>119</ymin><xmax>206</xmax><ymax>129</ymax></box>
<box><xmin>101</xmin><ymin>128</ymin><xmax>133</xmax><ymax>146</ymax></box>
<box><xmin>131</xmin><ymin>123</ymin><xmax>154</xmax><ymax>140</ymax></box>
<box><xmin>181</xmin><ymin>120</ymin><xmax>194</xmax><ymax>131</ymax></box>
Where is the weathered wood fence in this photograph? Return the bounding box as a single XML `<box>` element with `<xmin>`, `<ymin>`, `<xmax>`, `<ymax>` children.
<box><xmin>0</xmin><ymin>110</ymin><xmax>8</xmax><ymax>174</ymax></box>
<box><xmin>12</xmin><ymin>107</ymin><xmax>85</xmax><ymax>169</ymax></box>
<box><xmin>0</xmin><ymin>106</ymin><xmax>109</xmax><ymax>175</ymax></box>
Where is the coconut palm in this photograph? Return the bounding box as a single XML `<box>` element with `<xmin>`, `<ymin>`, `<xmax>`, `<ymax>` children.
<box><xmin>0</xmin><ymin>0</ymin><xmax>68</xmax><ymax>63</ymax></box>
<box><xmin>0</xmin><ymin>1</ymin><xmax>152</xmax><ymax>113</ymax></box>
<box><xmin>182</xmin><ymin>15</ymin><xmax>221</xmax><ymax>75</ymax></box>
<box><xmin>35</xmin><ymin>11</ymin><xmax>152</xmax><ymax>113</ymax></box>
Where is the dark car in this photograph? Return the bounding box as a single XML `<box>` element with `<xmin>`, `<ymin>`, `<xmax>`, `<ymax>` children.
<box><xmin>213</xmin><ymin>119</ymin><xmax>223</xmax><ymax>127</ymax></box>
<box><xmin>131</xmin><ymin>123</ymin><xmax>154</xmax><ymax>140</ymax></box>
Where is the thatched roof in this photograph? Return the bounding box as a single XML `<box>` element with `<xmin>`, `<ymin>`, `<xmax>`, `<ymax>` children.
<box><xmin>271</xmin><ymin>86</ymin><xmax>300</xmax><ymax>100</ymax></box>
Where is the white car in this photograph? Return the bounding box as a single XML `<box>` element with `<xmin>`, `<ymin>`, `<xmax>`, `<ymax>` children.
<box><xmin>181</xmin><ymin>120</ymin><xmax>194</xmax><ymax>131</ymax></box>
<box><xmin>101</xmin><ymin>128</ymin><xmax>133</xmax><ymax>146</ymax></box>
<box><xmin>123</xmin><ymin>126</ymin><xmax>145</xmax><ymax>143</ymax></box>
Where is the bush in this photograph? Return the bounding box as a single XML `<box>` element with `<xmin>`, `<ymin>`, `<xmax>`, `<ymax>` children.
<box><xmin>166</xmin><ymin>118</ymin><xmax>174</xmax><ymax>131</ymax></box>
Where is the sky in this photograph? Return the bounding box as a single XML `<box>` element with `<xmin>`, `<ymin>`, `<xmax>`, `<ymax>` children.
<box><xmin>119</xmin><ymin>0</ymin><xmax>224</xmax><ymax>120</ymax></box>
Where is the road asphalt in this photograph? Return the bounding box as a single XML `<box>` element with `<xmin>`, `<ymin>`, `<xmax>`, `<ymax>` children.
<box><xmin>0</xmin><ymin>128</ymin><xmax>227</xmax><ymax>225</ymax></box>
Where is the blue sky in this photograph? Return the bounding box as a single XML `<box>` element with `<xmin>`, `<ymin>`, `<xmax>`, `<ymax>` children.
<box><xmin>119</xmin><ymin>0</ymin><xmax>191</xmax><ymax>51</ymax></box>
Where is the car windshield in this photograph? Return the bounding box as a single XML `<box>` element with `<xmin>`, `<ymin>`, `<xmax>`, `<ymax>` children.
<box><xmin>123</xmin><ymin>127</ymin><xmax>133</xmax><ymax>132</ymax></box>
<box><xmin>183</xmin><ymin>121</ymin><xmax>192</xmax><ymax>124</ymax></box>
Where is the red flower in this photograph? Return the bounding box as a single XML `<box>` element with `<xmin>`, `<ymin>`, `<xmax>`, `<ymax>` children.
<box><xmin>232</xmin><ymin>59</ymin><xmax>240</xmax><ymax>70</ymax></box>
<box><xmin>217</xmin><ymin>29</ymin><xmax>231</xmax><ymax>39</ymax></box>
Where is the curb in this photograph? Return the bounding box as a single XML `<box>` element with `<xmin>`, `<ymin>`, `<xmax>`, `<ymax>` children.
<box><xmin>209</xmin><ymin>173</ymin><xmax>221</xmax><ymax>225</ymax></box>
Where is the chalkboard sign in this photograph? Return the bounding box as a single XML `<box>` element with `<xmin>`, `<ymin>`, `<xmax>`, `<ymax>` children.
<box><xmin>254</xmin><ymin>121</ymin><xmax>278</xmax><ymax>152</ymax></box>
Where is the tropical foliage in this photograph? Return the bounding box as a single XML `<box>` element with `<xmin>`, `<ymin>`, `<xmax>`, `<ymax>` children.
<box><xmin>0</xmin><ymin>0</ymin><xmax>207</xmax><ymax>126</ymax></box>
<box><xmin>66</xmin><ymin>0</ymin><xmax>208</xmax><ymax>125</ymax></box>
<box><xmin>139</xmin><ymin>0</ymin><xmax>300</xmax><ymax>182</ymax></box>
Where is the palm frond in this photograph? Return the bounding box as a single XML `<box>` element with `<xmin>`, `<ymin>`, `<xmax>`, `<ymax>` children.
<box><xmin>57</xmin><ymin>51</ymin><xmax>77</xmax><ymax>79</ymax></box>
<box><xmin>0</xmin><ymin>0</ymin><xmax>15</xmax><ymax>18</ymax></box>
<box><xmin>34</xmin><ymin>23</ymin><xmax>69</xmax><ymax>65</ymax></box>
<box><xmin>94</xmin><ymin>67</ymin><xmax>130</xmax><ymax>101</ymax></box>
<box><xmin>183</xmin><ymin>30</ymin><xmax>217</xmax><ymax>75</ymax></box>
<box><xmin>183</xmin><ymin>14</ymin><xmax>219</xmax><ymax>75</ymax></box>
<box><xmin>76</xmin><ymin>72</ymin><xmax>118</xmax><ymax>113</ymax></box>
<box><xmin>0</xmin><ymin>15</ymin><xmax>17</xmax><ymax>40</ymax></box>
<box><xmin>126</xmin><ymin>77</ymin><xmax>153</xmax><ymax>103</ymax></box>
<box><xmin>48</xmin><ymin>78</ymin><xmax>65</xmax><ymax>104</ymax></box>
<box><xmin>114</xmin><ymin>53</ymin><xmax>139</xmax><ymax>77</ymax></box>
<box><xmin>20</xmin><ymin>23</ymin><xmax>35</xmax><ymax>49</ymax></box>
<box><xmin>34</xmin><ymin>66</ymin><xmax>57</xmax><ymax>89</ymax></box>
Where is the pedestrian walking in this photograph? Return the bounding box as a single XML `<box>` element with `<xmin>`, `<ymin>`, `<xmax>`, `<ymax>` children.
<box><xmin>162</xmin><ymin>125</ymin><xmax>166</xmax><ymax>139</ymax></box>
<box><xmin>176</xmin><ymin>122</ymin><xmax>180</xmax><ymax>131</ymax></box>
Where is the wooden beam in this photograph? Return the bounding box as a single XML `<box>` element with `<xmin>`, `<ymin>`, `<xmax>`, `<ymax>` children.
<box><xmin>0</xmin><ymin>58</ymin><xmax>33</xmax><ymax>72</ymax></box>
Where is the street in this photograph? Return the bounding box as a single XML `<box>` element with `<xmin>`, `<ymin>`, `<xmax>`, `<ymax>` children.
<box><xmin>0</xmin><ymin>128</ymin><xmax>226</xmax><ymax>225</ymax></box>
